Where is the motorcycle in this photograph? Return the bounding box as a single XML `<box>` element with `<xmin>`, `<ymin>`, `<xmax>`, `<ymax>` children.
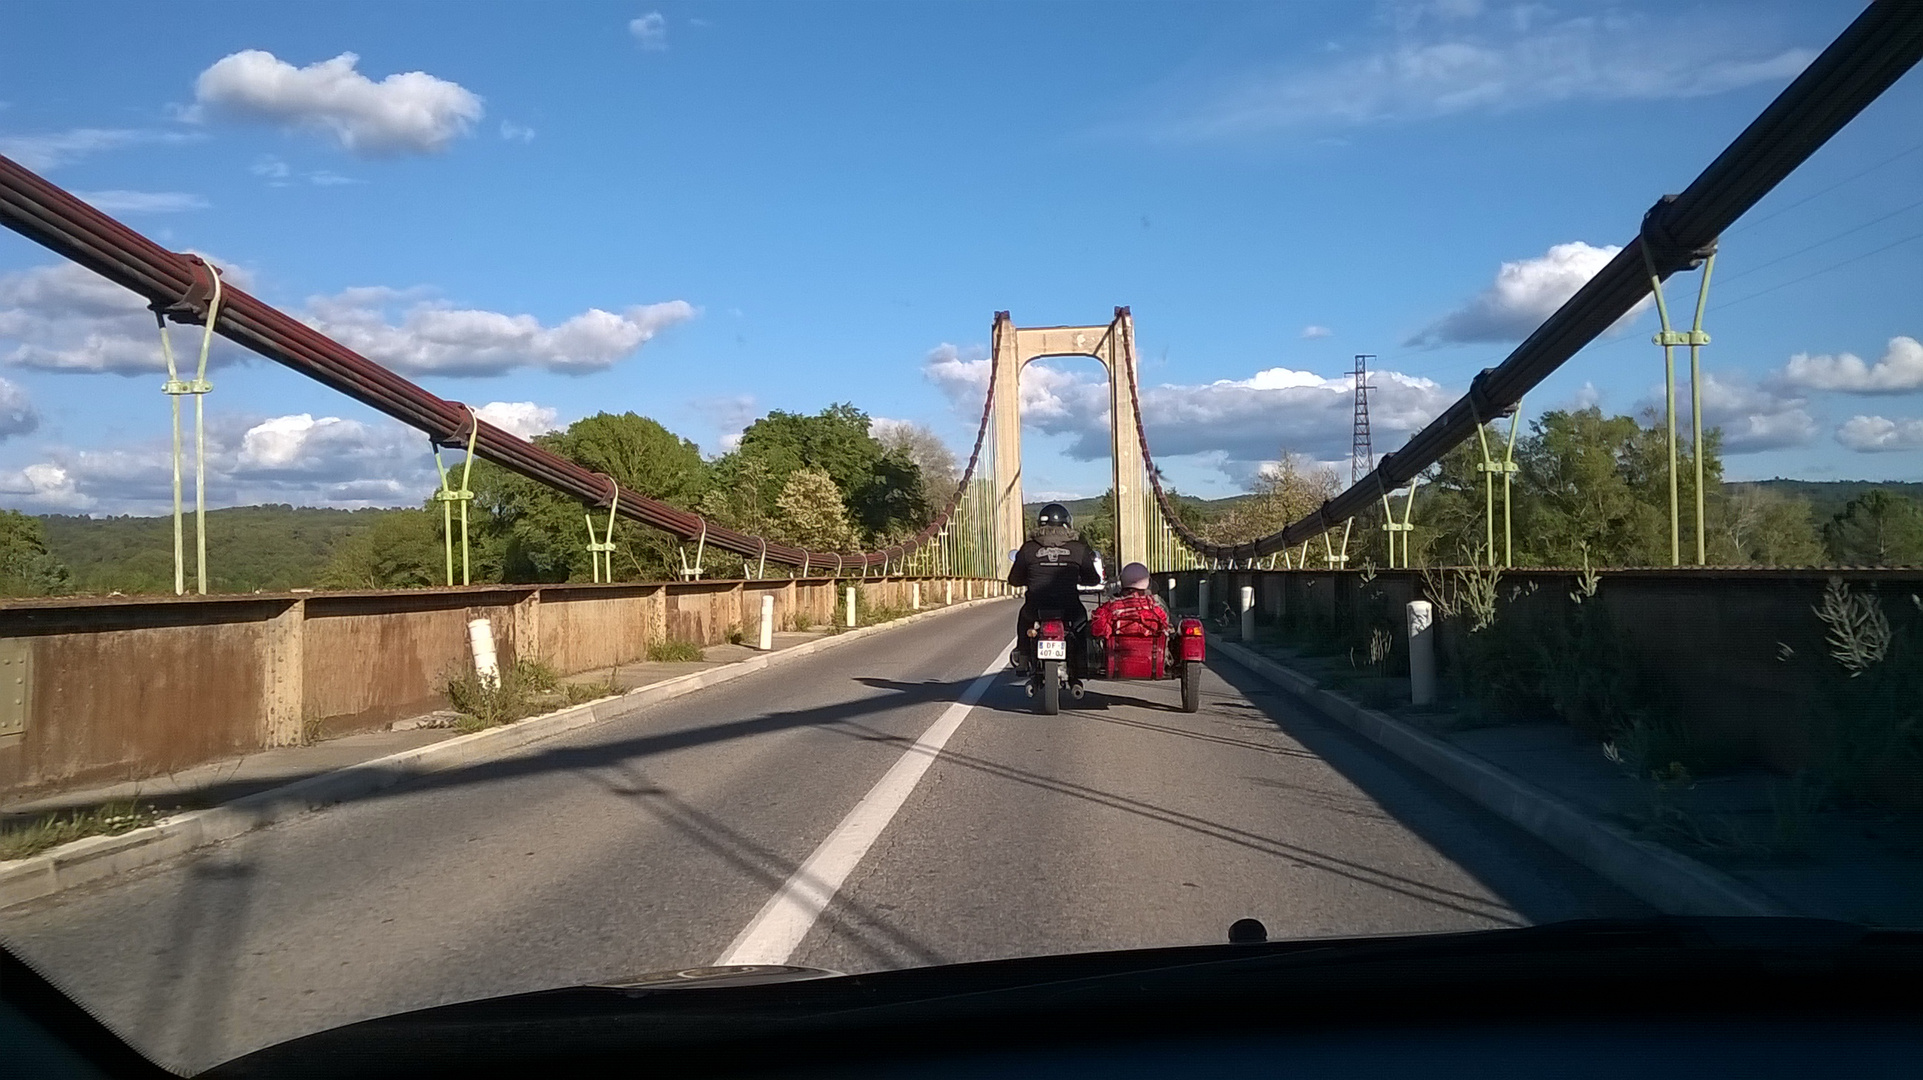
<box><xmin>1017</xmin><ymin>595</ymin><xmax>1206</xmax><ymax>716</ymax></box>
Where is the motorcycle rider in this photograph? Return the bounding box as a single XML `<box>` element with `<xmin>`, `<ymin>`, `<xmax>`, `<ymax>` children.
<box><xmin>1006</xmin><ymin>503</ymin><xmax>1102</xmax><ymax>686</ymax></box>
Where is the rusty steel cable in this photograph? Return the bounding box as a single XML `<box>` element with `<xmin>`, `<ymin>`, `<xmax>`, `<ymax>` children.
<box><xmin>0</xmin><ymin>155</ymin><xmax>1000</xmax><ymax>572</ymax></box>
<box><xmin>1138</xmin><ymin>0</ymin><xmax>1923</xmax><ymax>564</ymax></box>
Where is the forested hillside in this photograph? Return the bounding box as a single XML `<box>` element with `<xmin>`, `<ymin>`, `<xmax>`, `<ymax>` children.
<box><xmin>10</xmin><ymin>414</ymin><xmax>1923</xmax><ymax>601</ymax></box>
<box><xmin>40</xmin><ymin>506</ymin><xmax>391</xmax><ymax>594</ymax></box>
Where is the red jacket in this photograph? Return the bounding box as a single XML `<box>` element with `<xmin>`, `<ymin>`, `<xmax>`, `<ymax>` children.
<box><xmin>1091</xmin><ymin>591</ymin><xmax>1171</xmax><ymax>639</ymax></box>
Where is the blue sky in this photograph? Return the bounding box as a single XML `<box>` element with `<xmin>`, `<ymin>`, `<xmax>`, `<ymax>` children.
<box><xmin>0</xmin><ymin>0</ymin><xmax>1919</xmax><ymax>515</ymax></box>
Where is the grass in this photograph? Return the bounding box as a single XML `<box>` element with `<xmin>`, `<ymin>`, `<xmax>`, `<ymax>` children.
<box><xmin>647</xmin><ymin>639</ymin><xmax>705</xmax><ymax>663</ymax></box>
<box><xmin>564</xmin><ymin>678</ymin><xmax>617</xmax><ymax>706</ymax></box>
<box><xmin>1</xmin><ymin>800</ymin><xmax>162</xmax><ymax>861</ymax></box>
<box><xmin>442</xmin><ymin>658</ymin><xmax>620</xmax><ymax>733</ymax></box>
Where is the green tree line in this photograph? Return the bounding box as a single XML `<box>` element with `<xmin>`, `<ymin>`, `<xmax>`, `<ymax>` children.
<box><xmin>9</xmin><ymin>403</ymin><xmax>1923</xmax><ymax>598</ymax></box>
<box><xmin>1178</xmin><ymin>407</ymin><xmax>1923</xmax><ymax>569</ymax></box>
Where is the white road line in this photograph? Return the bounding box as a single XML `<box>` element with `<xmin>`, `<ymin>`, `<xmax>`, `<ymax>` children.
<box><xmin>716</xmin><ymin>644</ymin><xmax>1015</xmax><ymax>966</ymax></box>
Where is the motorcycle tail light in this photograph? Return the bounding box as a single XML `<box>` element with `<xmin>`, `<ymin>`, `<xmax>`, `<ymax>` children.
<box><xmin>1180</xmin><ymin>619</ymin><xmax>1204</xmax><ymax>637</ymax></box>
<box><xmin>1041</xmin><ymin>620</ymin><xmax>1066</xmax><ymax>639</ymax></box>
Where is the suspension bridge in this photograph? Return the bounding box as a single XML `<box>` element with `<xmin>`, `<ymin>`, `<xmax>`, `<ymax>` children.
<box><xmin>1</xmin><ymin>2</ymin><xmax>1920</xmax><ymax>1072</ymax></box>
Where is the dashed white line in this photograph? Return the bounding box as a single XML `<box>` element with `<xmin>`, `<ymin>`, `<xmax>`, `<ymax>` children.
<box><xmin>716</xmin><ymin>644</ymin><xmax>1014</xmax><ymax>966</ymax></box>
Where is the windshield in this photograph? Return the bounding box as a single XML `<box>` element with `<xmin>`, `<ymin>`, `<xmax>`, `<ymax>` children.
<box><xmin>2</xmin><ymin>1</ymin><xmax>1921</xmax><ymax>1072</ymax></box>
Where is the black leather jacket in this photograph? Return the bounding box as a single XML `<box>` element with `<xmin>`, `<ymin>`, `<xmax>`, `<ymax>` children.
<box><xmin>1007</xmin><ymin>525</ymin><xmax>1102</xmax><ymax>611</ymax></box>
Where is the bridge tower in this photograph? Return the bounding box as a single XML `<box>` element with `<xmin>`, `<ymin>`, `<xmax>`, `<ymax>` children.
<box><xmin>990</xmin><ymin>308</ymin><xmax>1150</xmax><ymax>572</ymax></box>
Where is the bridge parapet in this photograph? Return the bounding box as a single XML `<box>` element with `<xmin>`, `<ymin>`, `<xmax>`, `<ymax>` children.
<box><xmin>0</xmin><ymin>576</ymin><xmax>1001</xmax><ymax>802</ymax></box>
<box><xmin>1170</xmin><ymin>566</ymin><xmax>1923</xmax><ymax>786</ymax></box>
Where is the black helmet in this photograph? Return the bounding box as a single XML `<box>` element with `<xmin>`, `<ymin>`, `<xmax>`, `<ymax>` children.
<box><xmin>1037</xmin><ymin>502</ymin><xmax>1072</xmax><ymax>529</ymax></box>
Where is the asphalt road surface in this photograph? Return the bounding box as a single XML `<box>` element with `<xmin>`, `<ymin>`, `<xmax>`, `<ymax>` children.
<box><xmin>1</xmin><ymin>600</ymin><xmax>1646</xmax><ymax>1072</ymax></box>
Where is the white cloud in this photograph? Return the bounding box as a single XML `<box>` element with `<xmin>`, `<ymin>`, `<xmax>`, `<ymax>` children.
<box><xmin>0</xmin><ymin>377</ymin><xmax>39</xmax><ymax>440</ymax></box>
<box><xmin>302</xmin><ymin>288</ymin><xmax>696</xmax><ymax>376</ymax></box>
<box><xmin>498</xmin><ymin>120</ymin><xmax>536</xmax><ymax>143</ymax></box>
<box><xmin>922</xmin><ymin>342</ymin><xmax>1454</xmax><ymax>479</ymax></box>
<box><xmin>251</xmin><ymin>155</ymin><xmax>361</xmax><ymax>187</ymax></box>
<box><xmin>1646</xmin><ymin>370</ymin><xmax>1817</xmax><ymax>454</ymax></box>
<box><xmin>1300</xmin><ymin>325</ymin><xmax>1333</xmax><ymax>339</ymax></box>
<box><xmin>0</xmin><ymin>260</ymin><xmax>250</xmax><ymax>374</ymax></box>
<box><xmin>0</xmin><ymin>128</ymin><xmax>203</xmax><ymax>171</ymax></box>
<box><xmin>1779</xmin><ymin>336</ymin><xmax>1923</xmax><ymax>395</ymax></box>
<box><xmin>0</xmin><ymin>261</ymin><xmax>686</xmax><ymax>379</ymax></box>
<box><xmin>1409</xmin><ymin>241</ymin><xmax>1648</xmax><ymax>347</ymax></box>
<box><xmin>73</xmin><ymin>190</ymin><xmax>209</xmax><ymax>214</ymax></box>
<box><xmin>691</xmin><ymin>394</ymin><xmax>757</xmax><ymax>453</ymax></box>
<box><xmin>630</xmin><ymin>13</ymin><xmax>669</xmax><ymax>50</ymax></box>
<box><xmin>193</xmin><ymin>50</ymin><xmax>484</xmax><ymax>156</ymax></box>
<box><xmin>1836</xmin><ymin>415</ymin><xmax>1923</xmax><ymax>453</ymax></box>
<box><xmin>0</xmin><ymin>412</ymin><xmax>437</xmax><ymax>514</ymax></box>
<box><xmin>0</xmin><ymin>462</ymin><xmax>87</xmax><ymax>510</ymax></box>
<box><xmin>475</xmin><ymin>400</ymin><xmax>561</xmax><ymax>440</ymax></box>
<box><xmin>1159</xmin><ymin>9</ymin><xmax>1814</xmax><ymax>139</ymax></box>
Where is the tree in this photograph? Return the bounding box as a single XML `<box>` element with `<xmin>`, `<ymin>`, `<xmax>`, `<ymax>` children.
<box><xmin>1722</xmin><ymin>485</ymin><xmax>1826</xmax><ymax>566</ymax></box>
<box><xmin>772</xmin><ymin>467</ymin><xmax>860</xmax><ymax>551</ymax></box>
<box><xmin>1824</xmin><ymin>489</ymin><xmax>1923</xmax><ymax>566</ymax></box>
<box><xmin>318</xmin><ymin>509</ymin><xmax>442</xmax><ymax>589</ymax></box>
<box><xmin>723</xmin><ymin>403</ymin><xmax>930</xmax><ymax>544</ymax></box>
<box><xmin>467</xmin><ymin>412</ymin><xmax>710</xmax><ymax>583</ymax></box>
<box><xmin>697</xmin><ymin>456</ymin><xmax>775</xmax><ymax>537</ymax></box>
<box><xmin>0</xmin><ymin>510</ymin><xmax>72</xmax><ymax>597</ymax></box>
<box><xmin>550</xmin><ymin>412</ymin><xmax>710</xmax><ymax>508</ymax></box>
<box><xmin>1188</xmin><ymin>451</ymin><xmax>1339</xmax><ymax>549</ymax></box>
<box><xmin>874</xmin><ymin>420</ymin><xmax>959</xmax><ymax>506</ymax></box>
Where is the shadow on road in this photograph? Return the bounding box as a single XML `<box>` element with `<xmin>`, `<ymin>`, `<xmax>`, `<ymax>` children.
<box><xmin>585</xmin><ymin>759</ymin><xmax>952</xmax><ymax>970</ymax></box>
<box><xmin>1201</xmin><ymin>655</ymin><xmax>1649</xmax><ymax>922</ymax></box>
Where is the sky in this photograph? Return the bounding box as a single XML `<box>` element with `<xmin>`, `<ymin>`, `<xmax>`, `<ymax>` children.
<box><xmin>0</xmin><ymin>0</ymin><xmax>1919</xmax><ymax>516</ymax></box>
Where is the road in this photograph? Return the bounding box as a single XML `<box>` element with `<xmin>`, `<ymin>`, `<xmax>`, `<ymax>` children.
<box><xmin>1</xmin><ymin>599</ymin><xmax>1645</xmax><ymax>1072</ymax></box>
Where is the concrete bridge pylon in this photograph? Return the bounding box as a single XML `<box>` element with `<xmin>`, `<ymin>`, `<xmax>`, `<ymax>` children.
<box><xmin>990</xmin><ymin>307</ymin><xmax>1148</xmax><ymax>573</ymax></box>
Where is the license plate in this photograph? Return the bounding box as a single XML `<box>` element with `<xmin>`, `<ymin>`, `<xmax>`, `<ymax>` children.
<box><xmin>1035</xmin><ymin>639</ymin><xmax>1067</xmax><ymax>660</ymax></box>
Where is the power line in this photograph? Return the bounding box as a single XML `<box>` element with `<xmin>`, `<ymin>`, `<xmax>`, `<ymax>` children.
<box><xmin>1726</xmin><ymin>137</ymin><xmax>1923</xmax><ymax>237</ymax></box>
<box><xmin>1714</xmin><ymin>227</ymin><xmax>1923</xmax><ymax>312</ymax></box>
<box><xmin>1716</xmin><ymin>192</ymin><xmax>1923</xmax><ymax>286</ymax></box>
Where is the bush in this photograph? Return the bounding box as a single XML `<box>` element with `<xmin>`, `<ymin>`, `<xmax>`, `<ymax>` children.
<box><xmin>1</xmin><ymin>801</ymin><xmax>159</xmax><ymax>860</ymax></box>
<box><xmin>441</xmin><ymin>657</ymin><xmax>573</xmax><ymax>731</ymax></box>
<box><xmin>1801</xmin><ymin>580</ymin><xmax>1923</xmax><ymax>806</ymax></box>
<box><xmin>647</xmin><ymin>639</ymin><xmax>704</xmax><ymax>663</ymax></box>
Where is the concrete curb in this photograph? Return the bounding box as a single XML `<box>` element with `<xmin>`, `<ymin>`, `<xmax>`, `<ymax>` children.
<box><xmin>0</xmin><ymin>595</ymin><xmax>1015</xmax><ymax>910</ymax></box>
<box><xmin>1210</xmin><ymin>638</ymin><xmax>1789</xmax><ymax>918</ymax></box>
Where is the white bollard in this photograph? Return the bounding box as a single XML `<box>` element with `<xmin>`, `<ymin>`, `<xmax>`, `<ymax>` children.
<box><xmin>759</xmin><ymin>593</ymin><xmax>775</xmax><ymax>651</ymax></box>
<box><xmin>1197</xmin><ymin>578</ymin><xmax>1211</xmax><ymax>620</ymax></box>
<box><xmin>467</xmin><ymin>617</ymin><xmax>500</xmax><ymax>688</ymax></box>
<box><xmin>1408</xmin><ymin>600</ymin><xmax>1436</xmax><ymax>706</ymax></box>
<box><xmin>912</xmin><ymin>582</ymin><xmax>921</xmax><ymax>610</ymax></box>
<box><xmin>1240</xmin><ymin>585</ymin><xmax>1255</xmax><ymax>641</ymax></box>
<box><xmin>945</xmin><ymin>580</ymin><xmax>953</xmax><ymax>605</ymax></box>
<box><xmin>846</xmin><ymin>586</ymin><xmax>858</xmax><ymax>627</ymax></box>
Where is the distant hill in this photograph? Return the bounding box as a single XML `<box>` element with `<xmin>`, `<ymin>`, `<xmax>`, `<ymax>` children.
<box><xmin>1021</xmin><ymin>494</ymin><xmax>1250</xmax><ymax>520</ymax></box>
<box><xmin>28</xmin><ymin>481</ymin><xmax>1918</xmax><ymax>596</ymax></box>
<box><xmin>40</xmin><ymin>505</ymin><xmax>402</xmax><ymax>595</ymax></box>
<box><xmin>1732</xmin><ymin>479</ymin><xmax>1923</xmax><ymax>524</ymax></box>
